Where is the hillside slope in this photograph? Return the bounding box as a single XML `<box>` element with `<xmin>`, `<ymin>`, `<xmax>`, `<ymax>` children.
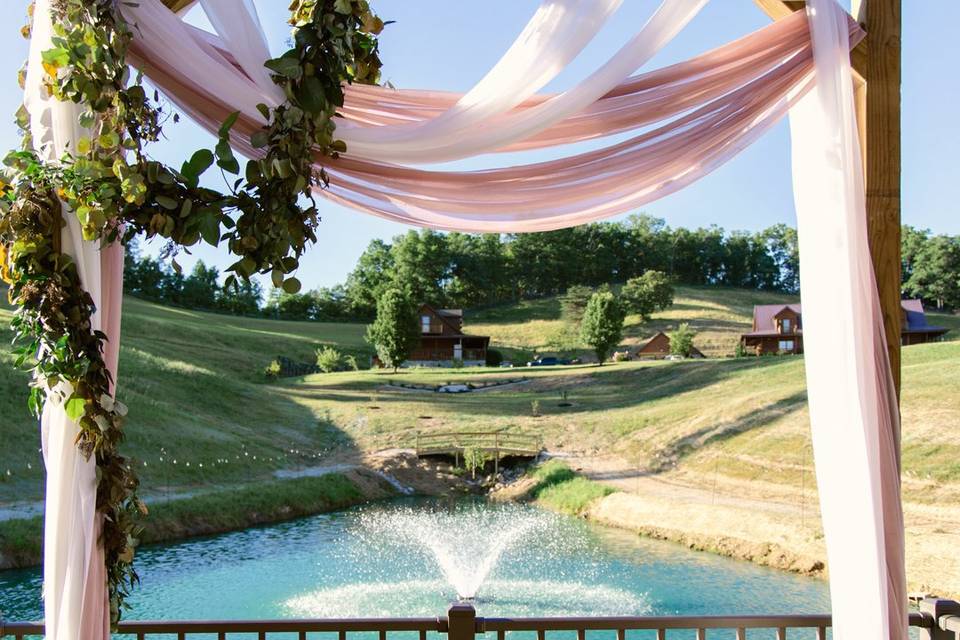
<box><xmin>0</xmin><ymin>289</ymin><xmax>956</xmax><ymax>508</ymax></box>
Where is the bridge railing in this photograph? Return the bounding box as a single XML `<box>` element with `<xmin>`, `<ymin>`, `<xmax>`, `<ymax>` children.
<box><xmin>3</xmin><ymin>599</ymin><xmax>957</xmax><ymax>639</ymax></box>
<box><xmin>414</xmin><ymin>430</ymin><xmax>543</xmax><ymax>472</ymax></box>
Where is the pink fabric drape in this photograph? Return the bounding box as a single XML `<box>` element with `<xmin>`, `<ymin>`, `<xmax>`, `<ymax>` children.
<box><xmin>126</xmin><ymin>3</ymin><xmax>862</xmax><ymax>233</ymax></box>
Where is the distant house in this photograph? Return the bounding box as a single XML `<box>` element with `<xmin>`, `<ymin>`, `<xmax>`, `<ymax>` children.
<box><xmin>741</xmin><ymin>299</ymin><xmax>948</xmax><ymax>355</ymax></box>
<box><xmin>636</xmin><ymin>331</ymin><xmax>705</xmax><ymax>360</ymax></box>
<box><xmin>407</xmin><ymin>304</ymin><xmax>490</xmax><ymax>367</ymax></box>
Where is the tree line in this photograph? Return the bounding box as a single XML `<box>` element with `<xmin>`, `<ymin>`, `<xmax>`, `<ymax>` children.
<box><xmin>122</xmin><ymin>218</ymin><xmax>960</xmax><ymax>320</ymax></box>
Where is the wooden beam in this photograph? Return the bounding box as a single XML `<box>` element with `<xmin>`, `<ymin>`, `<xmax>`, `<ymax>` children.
<box><xmin>162</xmin><ymin>0</ymin><xmax>196</xmax><ymax>12</ymax></box>
<box><xmin>860</xmin><ymin>0</ymin><xmax>903</xmax><ymax>409</ymax></box>
<box><xmin>753</xmin><ymin>0</ymin><xmax>867</xmax><ymax>81</ymax></box>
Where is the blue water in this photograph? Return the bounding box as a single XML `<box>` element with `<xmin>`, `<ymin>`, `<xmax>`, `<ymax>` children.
<box><xmin>0</xmin><ymin>498</ymin><xmax>830</xmax><ymax>637</ymax></box>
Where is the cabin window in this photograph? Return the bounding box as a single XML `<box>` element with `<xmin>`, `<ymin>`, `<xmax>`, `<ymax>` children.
<box><xmin>780</xmin><ymin>318</ymin><xmax>792</xmax><ymax>333</ymax></box>
<box><xmin>454</xmin><ymin>343</ymin><xmax>463</xmax><ymax>361</ymax></box>
<box><xmin>778</xmin><ymin>339</ymin><xmax>795</xmax><ymax>352</ymax></box>
<box><xmin>421</xmin><ymin>315</ymin><xmax>431</xmax><ymax>334</ymax></box>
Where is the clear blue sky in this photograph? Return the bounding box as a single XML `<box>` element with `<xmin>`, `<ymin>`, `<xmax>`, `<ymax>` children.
<box><xmin>1</xmin><ymin>1</ymin><xmax>956</xmax><ymax>291</ymax></box>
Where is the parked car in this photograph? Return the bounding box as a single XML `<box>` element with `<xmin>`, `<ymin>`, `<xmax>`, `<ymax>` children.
<box><xmin>526</xmin><ymin>356</ymin><xmax>570</xmax><ymax>367</ymax></box>
<box><xmin>499</xmin><ymin>362</ymin><xmax>515</xmax><ymax>368</ymax></box>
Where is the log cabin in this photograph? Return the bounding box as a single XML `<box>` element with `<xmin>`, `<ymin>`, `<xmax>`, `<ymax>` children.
<box><xmin>636</xmin><ymin>331</ymin><xmax>705</xmax><ymax>359</ymax></box>
<box><xmin>407</xmin><ymin>304</ymin><xmax>490</xmax><ymax>367</ymax></box>
<box><xmin>741</xmin><ymin>299</ymin><xmax>948</xmax><ymax>355</ymax></box>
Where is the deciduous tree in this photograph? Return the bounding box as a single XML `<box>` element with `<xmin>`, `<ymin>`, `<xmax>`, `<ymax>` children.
<box><xmin>580</xmin><ymin>291</ymin><xmax>625</xmax><ymax>365</ymax></box>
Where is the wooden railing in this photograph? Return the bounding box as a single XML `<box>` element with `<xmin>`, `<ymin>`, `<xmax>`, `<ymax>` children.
<box><xmin>2</xmin><ymin>600</ymin><xmax>953</xmax><ymax>639</ymax></box>
<box><xmin>415</xmin><ymin>430</ymin><xmax>542</xmax><ymax>472</ymax></box>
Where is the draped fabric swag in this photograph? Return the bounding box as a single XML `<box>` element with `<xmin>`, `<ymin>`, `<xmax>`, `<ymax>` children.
<box><xmin>25</xmin><ymin>0</ymin><xmax>906</xmax><ymax>638</ymax></box>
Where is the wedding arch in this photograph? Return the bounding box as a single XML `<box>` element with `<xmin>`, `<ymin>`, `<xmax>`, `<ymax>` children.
<box><xmin>5</xmin><ymin>0</ymin><xmax>908</xmax><ymax>638</ymax></box>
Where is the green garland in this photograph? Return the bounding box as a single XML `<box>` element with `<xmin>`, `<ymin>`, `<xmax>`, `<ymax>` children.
<box><xmin>1</xmin><ymin>0</ymin><xmax>383</xmax><ymax>623</ymax></box>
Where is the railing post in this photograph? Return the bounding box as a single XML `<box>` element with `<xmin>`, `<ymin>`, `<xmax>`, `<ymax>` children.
<box><xmin>918</xmin><ymin>597</ymin><xmax>960</xmax><ymax>640</ymax></box>
<box><xmin>447</xmin><ymin>602</ymin><xmax>477</xmax><ymax>640</ymax></box>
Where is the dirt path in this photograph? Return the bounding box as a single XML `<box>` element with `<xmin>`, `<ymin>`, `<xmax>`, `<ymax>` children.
<box><xmin>567</xmin><ymin>453</ymin><xmax>960</xmax><ymax>598</ymax></box>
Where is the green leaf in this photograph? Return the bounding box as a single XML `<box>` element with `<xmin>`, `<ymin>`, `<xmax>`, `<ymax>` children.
<box><xmin>65</xmin><ymin>395</ymin><xmax>86</xmax><ymax>422</ymax></box>
<box><xmin>156</xmin><ymin>195</ymin><xmax>178</xmax><ymax>210</ymax></box>
<box><xmin>296</xmin><ymin>76</ymin><xmax>327</xmax><ymax>115</ymax></box>
<box><xmin>198</xmin><ymin>212</ymin><xmax>220</xmax><ymax>247</ymax></box>
<box><xmin>282</xmin><ymin>277</ymin><xmax>302</xmax><ymax>294</ymax></box>
<box><xmin>219</xmin><ymin>111</ymin><xmax>240</xmax><ymax>138</ymax></box>
<box><xmin>215</xmin><ymin>140</ymin><xmax>240</xmax><ymax>175</ymax></box>
<box><xmin>264</xmin><ymin>55</ymin><xmax>302</xmax><ymax>79</ymax></box>
<box><xmin>334</xmin><ymin>0</ymin><xmax>353</xmax><ymax>14</ymax></box>
<box><xmin>250</xmin><ymin>131</ymin><xmax>270</xmax><ymax>149</ymax></box>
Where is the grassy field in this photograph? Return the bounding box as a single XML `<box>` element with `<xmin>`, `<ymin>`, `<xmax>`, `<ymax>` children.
<box><xmin>0</xmin><ymin>288</ymin><xmax>957</xmax><ymax>510</ymax></box>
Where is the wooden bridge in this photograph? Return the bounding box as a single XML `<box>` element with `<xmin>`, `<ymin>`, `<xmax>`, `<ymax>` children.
<box><xmin>415</xmin><ymin>429</ymin><xmax>542</xmax><ymax>472</ymax></box>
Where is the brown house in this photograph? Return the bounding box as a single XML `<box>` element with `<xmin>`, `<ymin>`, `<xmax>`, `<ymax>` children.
<box><xmin>741</xmin><ymin>299</ymin><xmax>948</xmax><ymax>355</ymax></box>
<box><xmin>407</xmin><ymin>304</ymin><xmax>490</xmax><ymax>367</ymax></box>
<box><xmin>636</xmin><ymin>331</ymin><xmax>705</xmax><ymax>359</ymax></box>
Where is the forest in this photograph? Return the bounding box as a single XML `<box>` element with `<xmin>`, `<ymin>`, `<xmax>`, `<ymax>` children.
<box><xmin>122</xmin><ymin>215</ymin><xmax>959</xmax><ymax>321</ymax></box>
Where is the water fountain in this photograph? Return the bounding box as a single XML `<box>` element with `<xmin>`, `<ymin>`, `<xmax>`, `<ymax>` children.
<box><xmin>361</xmin><ymin>504</ymin><xmax>546</xmax><ymax>600</ymax></box>
<box><xmin>284</xmin><ymin>501</ymin><xmax>652</xmax><ymax>618</ymax></box>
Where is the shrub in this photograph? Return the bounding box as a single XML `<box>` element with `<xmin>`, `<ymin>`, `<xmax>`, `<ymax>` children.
<box><xmin>734</xmin><ymin>342</ymin><xmax>749</xmax><ymax>358</ymax></box>
<box><xmin>612</xmin><ymin>350</ymin><xmax>632</xmax><ymax>362</ymax></box>
<box><xmin>531</xmin><ymin>399</ymin><xmax>541</xmax><ymax>417</ymax></box>
<box><xmin>485</xmin><ymin>348</ymin><xmax>504</xmax><ymax>367</ymax></box>
<box><xmin>451</xmin><ymin>357</ymin><xmax>465</xmax><ymax>369</ymax></box>
<box><xmin>316</xmin><ymin>346</ymin><xmax>343</xmax><ymax>373</ymax></box>
<box><xmin>345</xmin><ymin>354</ymin><xmax>360</xmax><ymax>371</ymax></box>
<box><xmin>462</xmin><ymin>447</ymin><xmax>489</xmax><ymax>478</ymax></box>
<box><xmin>669</xmin><ymin>323</ymin><xmax>697</xmax><ymax>357</ymax></box>
<box><xmin>530</xmin><ymin>460</ymin><xmax>613</xmax><ymax>514</ymax></box>
<box><xmin>264</xmin><ymin>359</ymin><xmax>281</xmax><ymax>380</ymax></box>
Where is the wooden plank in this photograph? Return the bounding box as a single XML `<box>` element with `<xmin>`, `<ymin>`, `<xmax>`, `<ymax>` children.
<box><xmin>753</xmin><ymin>0</ymin><xmax>867</xmax><ymax>80</ymax></box>
<box><xmin>859</xmin><ymin>0</ymin><xmax>903</xmax><ymax>411</ymax></box>
<box><xmin>163</xmin><ymin>0</ymin><xmax>196</xmax><ymax>11</ymax></box>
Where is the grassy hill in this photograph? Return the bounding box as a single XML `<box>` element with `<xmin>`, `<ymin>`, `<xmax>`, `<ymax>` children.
<box><xmin>0</xmin><ymin>287</ymin><xmax>957</xmax><ymax>508</ymax></box>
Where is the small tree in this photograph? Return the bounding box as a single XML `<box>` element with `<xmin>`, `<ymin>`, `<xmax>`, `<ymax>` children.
<box><xmin>559</xmin><ymin>285</ymin><xmax>595</xmax><ymax>325</ymax></box>
<box><xmin>621</xmin><ymin>270</ymin><xmax>675</xmax><ymax>320</ymax></box>
<box><xmin>316</xmin><ymin>346</ymin><xmax>343</xmax><ymax>373</ymax></box>
<box><xmin>366</xmin><ymin>288</ymin><xmax>420</xmax><ymax>372</ymax></box>
<box><xmin>669</xmin><ymin>323</ymin><xmax>697</xmax><ymax>357</ymax></box>
<box><xmin>580</xmin><ymin>291</ymin><xmax>625</xmax><ymax>365</ymax></box>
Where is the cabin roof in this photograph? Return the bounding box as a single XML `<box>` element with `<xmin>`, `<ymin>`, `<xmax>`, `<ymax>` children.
<box><xmin>743</xmin><ymin>300</ymin><xmax>947</xmax><ymax>337</ymax></box>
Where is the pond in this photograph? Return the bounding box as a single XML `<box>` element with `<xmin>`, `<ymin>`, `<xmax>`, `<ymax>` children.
<box><xmin>0</xmin><ymin>498</ymin><xmax>829</xmax><ymax>629</ymax></box>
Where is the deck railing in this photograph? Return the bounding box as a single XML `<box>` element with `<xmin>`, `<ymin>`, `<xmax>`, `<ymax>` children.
<box><xmin>3</xmin><ymin>599</ymin><xmax>959</xmax><ymax>639</ymax></box>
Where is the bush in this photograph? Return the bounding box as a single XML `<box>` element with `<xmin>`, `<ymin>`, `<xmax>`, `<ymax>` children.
<box><xmin>529</xmin><ymin>460</ymin><xmax>613</xmax><ymax>514</ymax></box>
<box><xmin>345</xmin><ymin>354</ymin><xmax>360</xmax><ymax>371</ymax></box>
<box><xmin>531</xmin><ymin>399</ymin><xmax>541</xmax><ymax>417</ymax></box>
<box><xmin>264</xmin><ymin>359</ymin><xmax>281</xmax><ymax>380</ymax></box>
<box><xmin>485</xmin><ymin>348</ymin><xmax>504</xmax><ymax>367</ymax></box>
<box><xmin>451</xmin><ymin>357</ymin><xmax>464</xmax><ymax>369</ymax></box>
<box><xmin>669</xmin><ymin>323</ymin><xmax>697</xmax><ymax>357</ymax></box>
<box><xmin>734</xmin><ymin>342</ymin><xmax>749</xmax><ymax>358</ymax></box>
<box><xmin>316</xmin><ymin>346</ymin><xmax>343</xmax><ymax>373</ymax></box>
<box><xmin>462</xmin><ymin>447</ymin><xmax>489</xmax><ymax>478</ymax></box>
<box><xmin>612</xmin><ymin>350</ymin><xmax>632</xmax><ymax>362</ymax></box>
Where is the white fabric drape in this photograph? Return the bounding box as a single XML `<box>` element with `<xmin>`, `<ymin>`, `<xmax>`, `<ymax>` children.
<box><xmin>24</xmin><ymin>1</ymin><xmax>116</xmax><ymax>638</ymax></box>
<box><xmin>790</xmin><ymin>1</ymin><xmax>907</xmax><ymax>638</ymax></box>
<box><xmin>198</xmin><ymin>0</ymin><xmax>706</xmax><ymax>164</ymax></box>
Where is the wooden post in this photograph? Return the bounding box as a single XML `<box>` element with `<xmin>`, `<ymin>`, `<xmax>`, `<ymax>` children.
<box><xmin>856</xmin><ymin>0</ymin><xmax>903</xmax><ymax>423</ymax></box>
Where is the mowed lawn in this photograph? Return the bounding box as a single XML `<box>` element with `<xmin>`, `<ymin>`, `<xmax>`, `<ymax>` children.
<box><xmin>0</xmin><ymin>290</ymin><xmax>957</xmax><ymax>507</ymax></box>
<box><xmin>0</xmin><ymin>297</ymin><xmax>369</xmax><ymax>503</ymax></box>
